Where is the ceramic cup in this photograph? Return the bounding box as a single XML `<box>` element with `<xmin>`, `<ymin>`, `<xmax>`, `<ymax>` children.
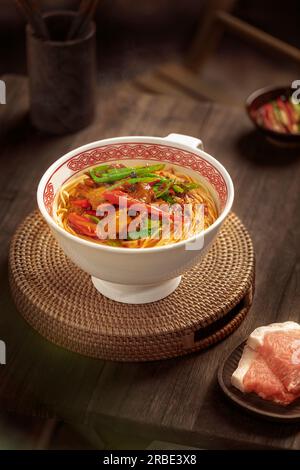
<box><xmin>27</xmin><ymin>11</ymin><xmax>96</xmax><ymax>135</ymax></box>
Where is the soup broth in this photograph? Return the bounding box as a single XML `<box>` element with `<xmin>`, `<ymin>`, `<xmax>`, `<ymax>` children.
<box><xmin>55</xmin><ymin>162</ymin><xmax>218</xmax><ymax>248</ymax></box>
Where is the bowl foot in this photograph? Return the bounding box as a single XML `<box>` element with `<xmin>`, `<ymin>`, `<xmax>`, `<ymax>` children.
<box><xmin>91</xmin><ymin>276</ymin><xmax>182</xmax><ymax>304</ymax></box>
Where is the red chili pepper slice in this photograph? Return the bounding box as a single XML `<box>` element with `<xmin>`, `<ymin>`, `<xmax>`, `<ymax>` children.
<box><xmin>68</xmin><ymin>213</ymin><xmax>97</xmax><ymax>237</ymax></box>
<box><xmin>71</xmin><ymin>199</ymin><xmax>91</xmax><ymax>209</ymax></box>
<box><xmin>84</xmin><ymin>210</ymin><xmax>97</xmax><ymax>216</ymax></box>
<box><xmin>276</xmin><ymin>98</ymin><xmax>293</xmax><ymax>132</ymax></box>
<box><xmin>148</xmin><ymin>179</ymin><xmax>161</xmax><ymax>186</ymax></box>
<box><xmin>102</xmin><ymin>189</ymin><xmax>179</xmax><ymax>222</ymax></box>
<box><xmin>264</xmin><ymin>103</ymin><xmax>284</xmax><ymax>132</ymax></box>
<box><xmin>282</xmin><ymin>100</ymin><xmax>298</xmax><ymax>132</ymax></box>
<box><xmin>84</xmin><ymin>178</ymin><xmax>96</xmax><ymax>187</ymax></box>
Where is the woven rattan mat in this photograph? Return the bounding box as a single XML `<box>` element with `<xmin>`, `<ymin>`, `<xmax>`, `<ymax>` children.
<box><xmin>9</xmin><ymin>211</ymin><xmax>255</xmax><ymax>361</ymax></box>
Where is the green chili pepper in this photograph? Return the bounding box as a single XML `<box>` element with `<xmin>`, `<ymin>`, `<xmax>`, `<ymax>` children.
<box><xmin>109</xmin><ymin>175</ymin><xmax>160</xmax><ymax>191</ymax></box>
<box><xmin>90</xmin><ymin>164</ymin><xmax>165</xmax><ymax>184</ymax></box>
<box><xmin>90</xmin><ymin>165</ymin><xmax>112</xmax><ymax>180</ymax></box>
<box><xmin>93</xmin><ymin>164</ymin><xmax>112</xmax><ymax>172</ymax></box>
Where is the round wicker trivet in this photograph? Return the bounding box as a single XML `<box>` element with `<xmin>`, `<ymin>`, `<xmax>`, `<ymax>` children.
<box><xmin>9</xmin><ymin>211</ymin><xmax>255</xmax><ymax>361</ymax></box>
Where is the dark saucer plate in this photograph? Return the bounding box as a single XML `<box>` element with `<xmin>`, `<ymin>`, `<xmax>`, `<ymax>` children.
<box><xmin>218</xmin><ymin>341</ymin><xmax>300</xmax><ymax>422</ymax></box>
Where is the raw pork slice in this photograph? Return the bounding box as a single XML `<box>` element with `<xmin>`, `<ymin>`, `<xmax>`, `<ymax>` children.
<box><xmin>247</xmin><ymin>321</ymin><xmax>300</xmax><ymax>349</ymax></box>
<box><xmin>248</xmin><ymin>322</ymin><xmax>300</xmax><ymax>394</ymax></box>
<box><xmin>231</xmin><ymin>345</ymin><xmax>297</xmax><ymax>406</ymax></box>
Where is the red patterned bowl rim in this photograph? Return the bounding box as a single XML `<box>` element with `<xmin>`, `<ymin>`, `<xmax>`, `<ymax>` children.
<box><xmin>37</xmin><ymin>137</ymin><xmax>234</xmax><ymax>253</ymax></box>
<box><xmin>42</xmin><ymin>142</ymin><xmax>229</xmax><ymax>214</ymax></box>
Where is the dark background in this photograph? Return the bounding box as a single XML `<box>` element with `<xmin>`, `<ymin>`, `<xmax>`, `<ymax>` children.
<box><xmin>0</xmin><ymin>0</ymin><xmax>299</xmax><ymax>451</ymax></box>
<box><xmin>0</xmin><ymin>0</ymin><xmax>299</xmax><ymax>94</ymax></box>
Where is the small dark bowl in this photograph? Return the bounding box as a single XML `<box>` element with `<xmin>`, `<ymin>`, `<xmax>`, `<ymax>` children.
<box><xmin>246</xmin><ymin>86</ymin><xmax>300</xmax><ymax>147</ymax></box>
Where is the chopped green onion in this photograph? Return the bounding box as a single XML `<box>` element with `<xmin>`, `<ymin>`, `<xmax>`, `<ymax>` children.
<box><xmin>127</xmin><ymin>228</ymin><xmax>149</xmax><ymax>240</ymax></box>
<box><xmin>87</xmin><ymin>215</ymin><xmax>101</xmax><ymax>224</ymax></box>
<box><xmin>182</xmin><ymin>182</ymin><xmax>200</xmax><ymax>191</ymax></box>
<box><xmin>291</xmin><ymin>99</ymin><xmax>300</xmax><ymax>117</ymax></box>
<box><xmin>155</xmin><ymin>180</ymin><xmax>173</xmax><ymax>198</ymax></box>
<box><xmin>161</xmin><ymin>193</ymin><xmax>176</xmax><ymax>204</ymax></box>
<box><xmin>106</xmin><ymin>239</ymin><xmax>122</xmax><ymax>247</ymax></box>
<box><xmin>128</xmin><ymin>218</ymin><xmax>161</xmax><ymax>240</ymax></box>
<box><xmin>273</xmin><ymin>103</ymin><xmax>287</xmax><ymax>128</ymax></box>
<box><xmin>173</xmin><ymin>184</ymin><xmax>184</xmax><ymax>193</ymax></box>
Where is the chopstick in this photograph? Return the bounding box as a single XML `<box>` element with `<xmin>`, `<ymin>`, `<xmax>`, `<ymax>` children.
<box><xmin>16</xmin><ymin>0</ymin><xmax>49</xmax><ymax>40</ymax></box>
<box><xmin>67</xmin><ymin>0</ymin><xmax>99</xmax><ymax>40</ymax></box>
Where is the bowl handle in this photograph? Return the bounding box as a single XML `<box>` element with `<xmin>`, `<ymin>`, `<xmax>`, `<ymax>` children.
<box><xmin>164</xmin><ymin>133</ymin><xmax>204</xmax><ymax>150</ymax></box>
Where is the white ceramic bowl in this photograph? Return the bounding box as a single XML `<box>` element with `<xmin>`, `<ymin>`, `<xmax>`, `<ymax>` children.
<box><xmin>37</xmin><ymin>133</ymin><xmax>234</xmax><ymax>303</ymax></box>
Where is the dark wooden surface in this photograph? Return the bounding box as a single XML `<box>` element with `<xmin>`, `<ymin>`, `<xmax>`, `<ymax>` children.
<box><xmin>0</xmin><ymin>74</ymin><xmax>300</xmax><ymax>450</ymax></box>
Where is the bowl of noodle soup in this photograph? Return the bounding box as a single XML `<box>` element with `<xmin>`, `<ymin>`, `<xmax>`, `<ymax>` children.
<box><xmin>37</xmin><ymin>134</ymin><xmax>234</xmax><ymax>303</ymax></box>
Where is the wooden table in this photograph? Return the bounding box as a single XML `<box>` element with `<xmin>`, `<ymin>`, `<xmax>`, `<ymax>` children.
<box><xmin>0</xmin><ymin>75</ymin><xmax>300</xmax><ymax>450</ymax></box>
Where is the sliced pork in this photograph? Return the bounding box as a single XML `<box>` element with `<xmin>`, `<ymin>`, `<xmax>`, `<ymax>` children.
<box><xmin>231</xmin><ymin>321</ymin><xmax>300</xmax><ymax>406</ymax></box>
<box><xmin>231</xmin><ymin>345</ymin><xmax>298</xmax><ymax>406</ymax></box>
<box><xmin>248</xmin><ymin>322</ymin><xmax>300</xmax><ymax>394</ymax></box>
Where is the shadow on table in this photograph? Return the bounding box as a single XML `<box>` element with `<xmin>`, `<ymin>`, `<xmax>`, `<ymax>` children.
<box><xmin>193</xmin><ymin>380</ymin><xmax>300</xmax><ymax>449</ymax></box>
<box><xmin>0</xmin><ymin>260</ymin><xmax>104</xmax><ymax>422</ymax></box>
<box><xmin>235</xmin><ymin>130</ymin><xmax>300</xmax><ymax>167</ymax></box>
<box><xmin>0</xmin><ymin>258</ymin><xmax>191</xmax><ymax>424</ymax></box>
<box><xmin>2</xmin><ymin>257</ymin><xmax>299</xmax><ymax>449</ymax></box>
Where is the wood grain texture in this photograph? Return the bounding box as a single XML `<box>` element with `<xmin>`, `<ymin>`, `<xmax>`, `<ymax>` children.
<box><xmin>0</xmin><ymin>75</ymin><xmax>300</xmax><ymax>449</ymax></box>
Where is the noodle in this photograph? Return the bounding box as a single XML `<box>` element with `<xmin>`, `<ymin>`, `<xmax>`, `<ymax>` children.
<box><xmin>54</xmin><ymin>163</ymin><xmax>218</xmax><ymax>248</ymax></box>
